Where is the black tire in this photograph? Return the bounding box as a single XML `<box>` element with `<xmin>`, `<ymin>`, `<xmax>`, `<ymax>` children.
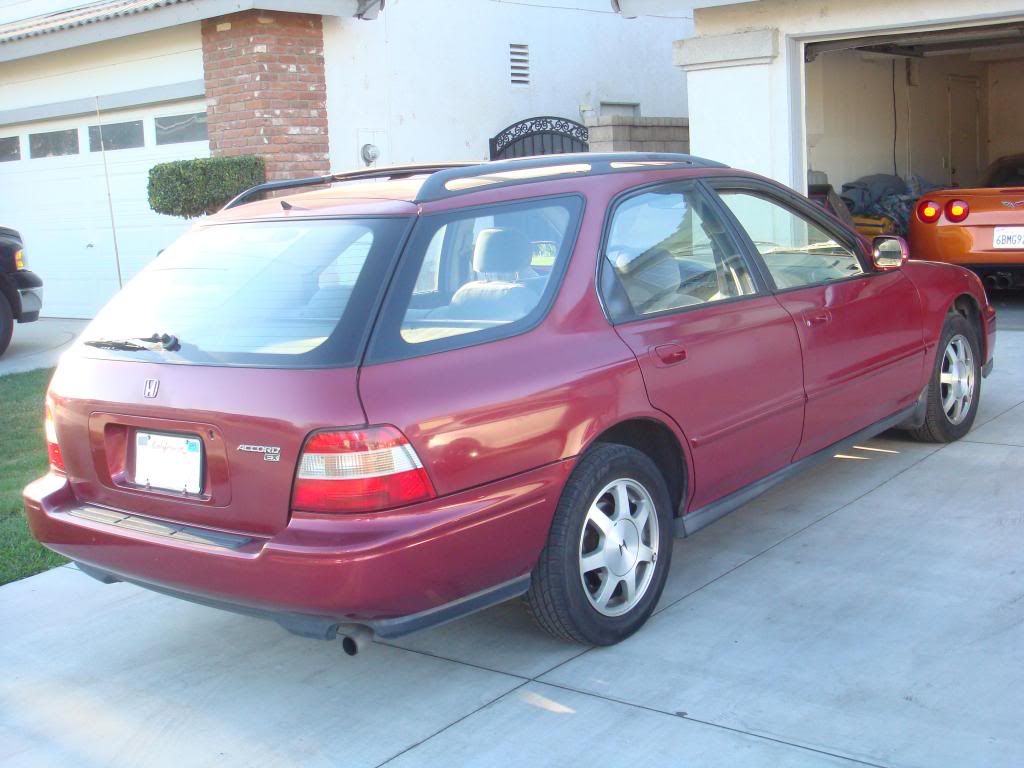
<box><xmin>525</xmin><ymin>443</ymin><xmax>674</xmax><ymax>645</ymax></box>
<box><xmin>0</xmin><ymin>295</ymin><xmax>13</xmax><ymax>358</ymax></box>
<box><xmin>908</xmin><ymin>312</ymin><xmax>981</xmax><ymax>443</ymax></box>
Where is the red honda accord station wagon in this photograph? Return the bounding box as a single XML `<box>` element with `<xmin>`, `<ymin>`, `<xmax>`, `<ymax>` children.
<box><xmin>25</xmin><ymin>154</ymin><xmax>996</xmax><ymax>652</ymax></box>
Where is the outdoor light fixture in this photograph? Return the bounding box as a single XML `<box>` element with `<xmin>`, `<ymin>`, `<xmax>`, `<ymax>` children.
<box><xmin>361</xmin><ymin>143</ymin><xmax>380</xmax><ymax>166</ymax></box>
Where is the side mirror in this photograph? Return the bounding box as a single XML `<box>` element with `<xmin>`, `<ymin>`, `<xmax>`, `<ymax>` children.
<box><xmin>872</xmin><ymin>236</ymin><xmax>909</xmax><ymax>271</ymax></box>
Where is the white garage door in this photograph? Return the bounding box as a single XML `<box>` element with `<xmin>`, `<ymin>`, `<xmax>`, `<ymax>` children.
<box><xmin>0</xmin><ymin>98</ymin><xmax>210</xmax><ymax>318</ymax></box>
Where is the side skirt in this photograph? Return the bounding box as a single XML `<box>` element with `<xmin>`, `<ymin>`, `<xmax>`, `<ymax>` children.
<box><xmin>676</xmin><ymin>402</ymin><xmax>918</xmax><ymax>538</ymax></box>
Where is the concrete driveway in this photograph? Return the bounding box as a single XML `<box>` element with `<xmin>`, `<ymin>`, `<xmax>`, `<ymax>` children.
<box><xmin>3</xmin><ymin>328</ymin><xmax>1024</xmax><ymax>767</ymax></box>
<box><xmin>0</xmin><ymin>318</ymin><xmax>87</xmax><ymax>376</ymax></box>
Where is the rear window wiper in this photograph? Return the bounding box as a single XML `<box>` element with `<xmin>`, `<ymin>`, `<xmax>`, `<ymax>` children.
<box><xmin>83</xmin><ymin>333</ymin><xmax>181</xmax><ymax>352</ymax></box>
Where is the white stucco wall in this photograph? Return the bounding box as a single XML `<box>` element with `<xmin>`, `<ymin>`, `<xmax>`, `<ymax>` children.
<box><xmin>0</xmin><ymin>24</ymin><xmax>203</xmax><ymax>110</ymax></box>
<box><xmin>988</xmin><ymin>60</ymin><xmax>1024</xmax><ymax>163</ymax></box>
<box><xmin>805</xmin><ymin>51</ymin><xmax>989</xmax><ymax>190</ymax></box>
<box><xmin>323</xmin><ymin>0</ymin><xmax>691</xmax><ymax>170</ymax></box>
<box><xmin>677</xmin><ymin>0</ymin><xmax>1024</xmax><ymax>191</ymax></box>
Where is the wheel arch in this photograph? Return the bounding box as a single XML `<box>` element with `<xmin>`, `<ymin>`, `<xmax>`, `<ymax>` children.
<box><xmin>951</xmin><ymin>292</ymin><xmax>987</xmax><ymax>360</ymax></box>
<box><xmin>583</xmin><ymin>417</ymin><xmax>689</xmax><ymax>518</ymax></box>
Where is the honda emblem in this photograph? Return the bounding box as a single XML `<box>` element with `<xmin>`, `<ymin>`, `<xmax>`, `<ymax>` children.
<box><xmin>143</xmin><ymin>379</ymin><xmax>160</xmax><ymax>399</ymax></box>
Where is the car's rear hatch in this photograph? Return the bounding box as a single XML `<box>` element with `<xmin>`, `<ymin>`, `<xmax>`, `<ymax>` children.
<box><xmin>50</xmin><ymin>214</ymin><xmax>411</xmax><ymax>537</ymax></box>
<box><xmin>49</xmin><ymin>360</ymin><xmax>363</xmax><ymax>537</ymax></box>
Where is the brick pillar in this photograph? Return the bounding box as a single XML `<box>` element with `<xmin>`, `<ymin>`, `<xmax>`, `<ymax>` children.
<box><xmin>202</xmin><ymin>11</ymin><xmax>329</xmax><ymax>181</ymax></box>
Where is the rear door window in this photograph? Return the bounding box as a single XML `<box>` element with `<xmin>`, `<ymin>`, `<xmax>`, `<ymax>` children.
<box><xmin>600</xmin><ymin>183</ymin><xmax>758</xmax><ymax>322</ymax></box>
<box><xmin>81</xmin><ymin>218</ymin><xmax>409</xmax><ymax>367</ymax></box>
<box><xmin>367</xmin><ymin>195</ymin><xmax>583</xmax><ymax>362</ymax></box>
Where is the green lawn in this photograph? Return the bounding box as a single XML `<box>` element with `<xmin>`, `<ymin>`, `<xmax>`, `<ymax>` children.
<box><xmin>1</xmin><ymin>368</ymin><xmax>66</xmax><ymax>585</ymax></box>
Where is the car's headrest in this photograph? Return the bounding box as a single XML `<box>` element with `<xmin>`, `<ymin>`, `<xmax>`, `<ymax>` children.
<box><xmin>473</xmin><ymin>228</ymin><xmax>532</xmax><ymax>276</ymax></box>
<box><xmin>613</xmin><ymin>247</ymin><xmax>681</xmax><ymax>306</ymax></box>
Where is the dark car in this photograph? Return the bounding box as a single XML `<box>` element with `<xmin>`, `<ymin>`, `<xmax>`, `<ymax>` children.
<box><xmin>25</xmin><ymin>154</ymin><xmax>995</xmax><ymax>652</ymax></box>
<box><xmin>0</xmin><ymin>226</ymin><xmax>43</xmax><ymax>356</ymax></box>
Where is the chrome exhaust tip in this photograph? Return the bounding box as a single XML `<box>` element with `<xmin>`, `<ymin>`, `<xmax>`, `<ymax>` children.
<box><xmin>339</xmin><ymin>625</ymin><xmax>373</xmax><ymax>656</ymax></box>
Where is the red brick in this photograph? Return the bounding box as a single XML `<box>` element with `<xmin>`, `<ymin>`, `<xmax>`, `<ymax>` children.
<box><xmin>202</xmin><ymin>9</ymin><xmax>330</xmax><ymax>179</ymax></box>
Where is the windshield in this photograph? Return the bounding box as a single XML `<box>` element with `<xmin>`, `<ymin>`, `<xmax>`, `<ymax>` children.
<box><xmin>81</xmin><ymin>217</ymin><xmax>410</xmax><ymax>367</ymax></box>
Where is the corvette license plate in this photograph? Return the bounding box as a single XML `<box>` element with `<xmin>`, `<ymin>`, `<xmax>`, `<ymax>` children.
<box><xmin>993</xmin><ymin>227</ymin><xmax>1024</xmax><ymax>249</ymax></box>
<box><xmin>134</xmin><ymin>431</ymin><xmax>203</xmax><ymax>494</ymax></box>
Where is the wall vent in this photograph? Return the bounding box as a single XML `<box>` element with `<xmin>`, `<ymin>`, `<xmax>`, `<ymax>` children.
<box><xmin>509</xmin><ymin>43</ymin><xmax>530</xmax><ymax>86</ymax></box>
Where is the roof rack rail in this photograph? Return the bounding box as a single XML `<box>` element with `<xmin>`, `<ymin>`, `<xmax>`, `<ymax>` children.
<box><xmin>414</xmin><ymin>152</ymin><xmax>728</xmax><ymax>203</ymax></box>
<box><xmin>221</xmin><ymin>162</ymin><xmax>477</xmax><ymax>210</ymax></box>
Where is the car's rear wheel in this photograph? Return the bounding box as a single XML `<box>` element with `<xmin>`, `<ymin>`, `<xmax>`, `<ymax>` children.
<box><xmin>0</xmin><ymin>295</ymin><xmax>13</xmax><ymax>358</ymax></box>
<box><xmin>526</xmin><ymin>443</ymin><xmax>673</xmax><ymax>645</ymax></box>
<box><xmin>909</xmin><ymin>313</ymin><xmax>981</xmax><ymax>443</ymax></box>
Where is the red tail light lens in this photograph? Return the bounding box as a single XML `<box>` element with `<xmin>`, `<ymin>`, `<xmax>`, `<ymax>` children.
<box><xmin>917</xmin><ymin>200</ymin><xmax>942</xmax><ymax>223</ymax></box>
<box><xmin>44</xmin><ymin>397</ymin><xmax>65</xmax><ymax>472</ymax></box>
<box><xmin>292</xmin><ymin>426</ymin><xmax>435</xmax><ymax>513</ymax></box>
<box><xmin>945</xmin><ymin>199</ymin><xmax>970</xmax><ymax>223</ymax></box>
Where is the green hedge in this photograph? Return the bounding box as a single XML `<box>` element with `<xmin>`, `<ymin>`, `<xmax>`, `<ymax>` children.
<box><xmin>148</xmin><ymin>155</ymin><xmax>266</xmax><ymax>219</ymax></box>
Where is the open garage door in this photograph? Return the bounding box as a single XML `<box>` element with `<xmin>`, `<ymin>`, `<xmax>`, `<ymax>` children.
<box><xmin>0</xmin><ymin>100</ymin><xmax>209</xmax><ymax>318</ymax></box>
<box><xmin>802</xmin><ymin>22</ymin><xmax>1024</xmax><ymax>243</ymax></box>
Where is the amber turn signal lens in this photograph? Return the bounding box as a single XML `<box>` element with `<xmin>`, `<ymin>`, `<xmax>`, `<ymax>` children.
<box><xmin>917</xmin><ymin>200</ymin><xmax>942</xmax><ymax>224</ymax></box>
<box><xmin>44</xmin><ymin>397</ymin><xmax>65</xmax><ymax>473</ymax></box>
<box><xmin>945</xmin><ymin>200</ymin><xmax>970</xmax><ymax>223</ymax></box>
<box><xmin>14</xmin><ymin>249</ymin><xmax>24</xmax><ymax>270</ymax></box>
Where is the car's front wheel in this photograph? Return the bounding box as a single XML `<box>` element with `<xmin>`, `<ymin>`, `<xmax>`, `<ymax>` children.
<box><xmin>526</xmin><ymin>443</ymin><xmax>673</xmax><ymax>645</ymax></box>
<box><xmin>0</xmin><ymin>295</ymin><xmax>13</xmax><ymax>357</ymax></box>
<box><xmin>909</xmin><ymin>312</ymin><xmax>981</xmax><ymax>442</ymax></box>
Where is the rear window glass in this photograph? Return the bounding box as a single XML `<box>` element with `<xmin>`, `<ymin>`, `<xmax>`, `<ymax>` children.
<box><xmin>366</xmin><ymin>195</ymin><xmax>583</xmax><ymax>362</ymax></box>
<box><xmin>81</xmin><ymin>218</ymin><xmax>409</xmax><ymax>367</ymax></box>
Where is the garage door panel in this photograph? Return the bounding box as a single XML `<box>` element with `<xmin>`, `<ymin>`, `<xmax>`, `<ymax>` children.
<box><xmin>0</xmin><ymin>104</ymin><xmax>208</xmax><ymax>317</ymax></box>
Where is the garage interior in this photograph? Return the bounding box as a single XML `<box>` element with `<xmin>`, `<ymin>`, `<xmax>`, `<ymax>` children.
<box><xmin>803</xmin><ymin>23</ymin><xmax>1024</xmax><ymax>242</ymax></box>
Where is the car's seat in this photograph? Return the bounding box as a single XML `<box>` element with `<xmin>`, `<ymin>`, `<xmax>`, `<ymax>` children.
<box><xmin>438</xmin><ymin>228</ymin><xmax>541</xmax><ymax>322</ymax></box>
<box><xmin>613</xmin><ymin>247</ymin><xmax>702</xmax><ymax>314</ymax></box>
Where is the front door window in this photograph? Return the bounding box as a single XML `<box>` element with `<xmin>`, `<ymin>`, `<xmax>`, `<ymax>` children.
<box><xmin>718</xmin><ymin>191</ymin><xmax>863</xmax><ymax>289</ymax></box>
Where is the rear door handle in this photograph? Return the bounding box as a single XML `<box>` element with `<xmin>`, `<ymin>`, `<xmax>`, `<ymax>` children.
<box><xmin>654</xmin><ymin>344</ymin><xmax>687</xmax><ymax>365</ymax></box>
<box><xmin>804</xmin><ymin>310</ymin><xmax>832</xmax><ymax>327</ymax></box>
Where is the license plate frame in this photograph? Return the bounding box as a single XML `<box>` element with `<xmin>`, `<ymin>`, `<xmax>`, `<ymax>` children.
<box><xmin>133</xmin><ymin>430</ymin><xmax>204</xmax><ymax>495</ymax></box>
<box><xmin>993</xmin><ymin>227</ymin><xmax>1024</xmax><ymax>250</ymax></box>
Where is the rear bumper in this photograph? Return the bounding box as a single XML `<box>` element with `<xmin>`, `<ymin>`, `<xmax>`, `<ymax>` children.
<box><xmin>23</xmin><ymin>460</ymin><xmax>572</xmax><ymax>636</ymax></box>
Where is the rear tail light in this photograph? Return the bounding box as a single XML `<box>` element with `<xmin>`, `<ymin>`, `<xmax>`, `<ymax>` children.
<box><xmin>917</xmin><ymin>199</ymin><xmax>942</xmax><ymax>223</ymax></box>
<box><xmin>945</xmin><ymin>199</ymin><xmax>970</xmax><ymax>223</ymax></box>
<box><xmin>44</xmin><ymin>397</ymin><xmax>65</xmax><ymax>473</ymax></box>
<box><xmin>292</xmin><ymin>425</ymin><xmax>435</xmax><ymax>513</ymax></box>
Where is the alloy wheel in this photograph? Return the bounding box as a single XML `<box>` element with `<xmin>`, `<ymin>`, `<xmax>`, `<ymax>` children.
<box><xmin>578</xmin><ymin>478</ymin><xmax>659</xmax><ymax>617</ymax></box>
<box><xmin>940</xmin><ymin>333</ymin><xmax>975</xmax><ymax>426</ymax></box>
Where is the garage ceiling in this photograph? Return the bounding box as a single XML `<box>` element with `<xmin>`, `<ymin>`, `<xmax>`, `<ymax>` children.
<box><xmin>805</xmin><ymin>22</ymin><xmax>1024</xmax><ymax>62</ymax></box>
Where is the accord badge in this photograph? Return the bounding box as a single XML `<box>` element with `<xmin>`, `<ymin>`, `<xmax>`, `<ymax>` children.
<box><xmin>238</xmin><ymin>444</ymin><xmax>282</xmax><ymax>462</ymax></box>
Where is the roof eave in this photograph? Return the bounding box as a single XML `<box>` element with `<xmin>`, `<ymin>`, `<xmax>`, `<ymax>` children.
<box><xmin>0</xmin><ymin>0</ymin><xmax>378</xmax><ymax>64</ymax></box>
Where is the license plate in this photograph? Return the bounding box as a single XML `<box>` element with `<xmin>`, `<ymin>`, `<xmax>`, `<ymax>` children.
<box><xmin>134</xmin><ymin>431</ymin><xmax>203</xmax><ymax>494</ymax></box>
<box><xmin>993</xmin><ymin>227</ymin><xmax>1024</xmax><ymax>249</ymax></box>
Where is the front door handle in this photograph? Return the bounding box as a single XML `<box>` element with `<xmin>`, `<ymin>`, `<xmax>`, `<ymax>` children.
<box><xmin>804</xmin><ymin>310</ymin><xmax>832</xmax><ymax>327</ymax></box>
<box><xmin>654</xmin><ymin>344</ymin><xmax>688</xmax><ymax>365</ymax></box>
